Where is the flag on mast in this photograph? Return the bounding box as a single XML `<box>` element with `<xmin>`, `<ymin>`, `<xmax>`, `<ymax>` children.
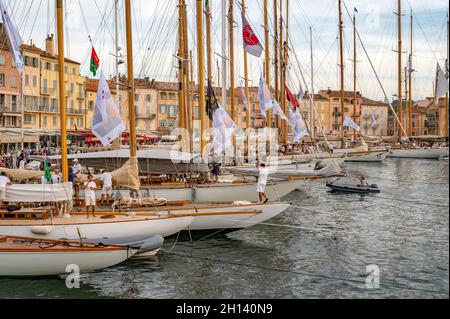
<box><xmin>242</xmin><ymin>14</ymin><xmax>264</xmax><ymax>57</ymax></box>
<box><xmin>92</xmin><ymin>71</ymin><xmax>125</xmax><ymax>146</ymax></box>
<box><xmin>288</xmin><ymin>108</ymin><xmax>308</xmax><ymax>142</ymax></box>
<box><xmin>0</xmin><ymin>0</ymin><xmax>24</xmax><ymax>73</ymax></box>
<box><xmin>213</xmin><ymin>105</ymin><xmax>237</xmax><ymax>154</ymax></box>
<box><xmin>298</xmin><ymin>83</ymin><xmax>305</xmax><ymax>101</ymax></box>
<box><xmin>434</xmin><ymin>62</ymin><xmax>449</xmax><ymax>104</ymax></box>
<box><xmin>343</xmin><ymin>116</ymin><xmax>360</xmax><ymax>131</ymax></box>
<box><xmin>90</xmin><ymin>46</ymin><xmax>100</xmax><ymax>76</ymax></box>
<box><xmin>286</xmin><ymin>86</ymin><xmax>298</xmax><ymax>109</ymax></box>
<box><xmin>258</xmin><ymin>77</ymin><xmax>273</xmax><ymax>117</ymax></box>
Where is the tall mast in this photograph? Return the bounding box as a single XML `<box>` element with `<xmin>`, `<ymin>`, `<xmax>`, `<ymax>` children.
<box><xmin>278</xmin><ymin>0</ymin><xmax>283</xmax><ymax>132</ymax></box>
<box><xmin>125</xmin><ymin>0</ymin><xmax>137</xmax><ymax>157</ymax></box>
<box><xmin>182</xmin><ymin>0</ymin><xmax>192</xmax><ymax>152</ymax></box>
<box><xmin>408</xmin><ymin>9</ymin><xmax>413</xmax><ymax>136</ymax></box>
<box><xmin>189</xmin><ymin>49</ymin><xmax>194</xmax><ymax>152</ymax></box>
<box><xmin>178</xmin><ymin>0</ymin><xmax>186</xmax><ymax>138</ymax></box>
<box><xmin>206</xmin><ymin>0</ymin><xmax>212</xmax><ymax>86</ymax></box>
<box><xmin>310</xmin><ymin>26</ymin><xmax>315</xmax><ymax>137</ymax></box>
<box><xmin>282</xmin><ymin>0</ymin><xmax>288</xmax><ymax>144</ymax></box>
<box><xmin>221</xmin><ymin>0</ymin><xmax>227</xmax><ymax>110</ymax></box>
<box><xmin>196</xmin><ymin>0</ymin><xmax>206</xmax><ymax>154</ymax></box>
<box><xmin>338</xmin><ymin>0</ymin><xmax>345</xmax><ymax>148</ymax></box>
<box><xmin>274</xmin><ymin>0</ymin><xmax>279</xmax><ymax>104</ymax></box>
<box><xmin>396</xmin><ymin>0</ymin><xmax>403</xmax><ymax>139</ymax></box>
<box><xmin>242</xmin><ymin>0</ymin><xmax>251</xmax><ymax>156</ymax></box>
<box><xmin>445</xmin><ymin>10</ymin><xmax>449</xmax><ymax>139</ymax></box>
<box><xmin>56</xmin><ymin>0</ymin><xmax>68</xmax><ymax>181</ymax></box>
<box><xmin>115</xmin><ymin>0</ymin><xmax>120</xmax><ymax>115</ymax></box>
<box><xmin>352</xmin><ymin>11</ymin><xmax>357</xmax><ymax>138</ymax></box>
<box><xmin>229</xmin><ymin>0</ymin><xmax>235</xmax><ymax>124</ymax></box>
<box><xmin>264</xmin><ymin>0</ymin><xmax>271</xmax><ymax>128</ymax></box>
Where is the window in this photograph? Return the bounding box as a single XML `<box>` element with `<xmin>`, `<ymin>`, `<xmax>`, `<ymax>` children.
<box><xmin>24</xmin><ymin>114</ymin><xmax>32</xmax><ymax>124</ymax></box>
<box><xmin>72</xmin><ymin>67</ymin><xmax>76</xmax><ymax>75</ymax></box>
<box><xmin>0</xmin><ymin>74</ymin><xmax>6</xmax><ymax>86</ymax></box>
<box><xmin>54</xmin><ymin>64</ymin><xmax>58</xmax><ymax>71</ymax></box>
<box><xmin>146</xmin><ymin>94</ymin><xmax>152</xmax><ymax>102</ymax></box>
<box><xmin>0</xmin><ymin>55</ymin><xmax>5</xmax><ymax>65</ymax></box>
<box><xmin>70</xmin><ymin>100</ymin><xmax>74</xmax><ymax>112</ymax></box>
<box><xmin>53</xmin><ymin>80</ymin><xmax>57</xmax><ymax>90</ymax></box>
<box><xmin>70</xmin><ymin>83</ymin><xmax>74</xmax><ymax>93</ymax></box>
<box><xmin>43</xmin><ymin>116</ymin><xmax>48</xmax><ymax>127</ymax></box>
<box><xmin>77</xmin><ymin>118</ymin><xmax>83</xmax><ymax>127</ymax></box>
<box><xmin>89</xmin><ymin>100</ymin><xmax>94</xmax><ymax>110</ymax></box>
<box><xmin>45</xmin><ymin>62</ymin><xmax>51</xmax><ymax>70</ymax></box>
<box><xmin>32</xmin><ymin>58</ymin><xmax>38</xmax><ymax>68</ymax></box>
<box><xmin>160</xmin><ymin>120</ymin><xmax>166</xmax><ymax>127</ymax></box>
<box><xmin>64</xmin><ymin>66</ymin><xmax>68</xmax><ymax>74</ymax></box>
<box><xmin>78</xmin><ymin>100</ymin><xmax>82</xmax><ymax>113</ymax></box>
<box><xmin>11</xmin><ymin>76</ymin><xmax>17</xmax><ymax>88</ymax></box>
<box><xmin>33</xmin><ymin>76</ymin><xmax>37</xmax><ymax>87</ymax></box>
<box><xmin>135</xmin><ymin>94</ymin><xmax>139</xmax><ymax>101</ymax></box>
<box><xmin>25</xmin><ymin>75</ymin><xmax>29</xmax><ymax>85</ymax></box>
<box><xmin>43</xmin><ymin>79</ymin><xmax>48</xmax><ymax>93</ymax></box>
<box><xmin>51</xmin><ymin>99</ymin><xmax>57</xmax><ymax>112</ymax></box>
<box><xmin>159</xmin><ymin>105</ymin><xmax>167</xmax><ymax>113</ymax></box>
<box><xmin>70</xmin><ymin>117</ymin><xmax>74</xmax><ymax>127</ymax></box>
<box><xmin>11</xmin><ymin>96</ymin><xmax>17</xmax><ymax>111</ymax></box>
<box><xmin>53</xmin><ymin>116</ymin><xmax>57</xmax><ymax>126</ymax></box>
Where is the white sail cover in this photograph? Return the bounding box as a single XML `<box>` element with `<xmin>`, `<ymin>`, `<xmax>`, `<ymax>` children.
<box><xmin>434</xmin><ymin>62</ymin><xmax>449</xmax><ymax>104</ymax></box>
<box><xmin>5</xmin><ymin>183</ymin><xmax>73</xmax><ymax>202</ymax></box>
<box><xmin>0</xmin><ymin>0</ymin><xmax>24</xmax><ymax>73</ymax></box>
<box><xmin>92</xmin><ymin>71</ymin><xmax>125</xmax><ymax>146</ymax></box>
<box><xmin>343</xmin><ymin>116</ymin><xmax>360</xmax><ymax>131</ymax></box>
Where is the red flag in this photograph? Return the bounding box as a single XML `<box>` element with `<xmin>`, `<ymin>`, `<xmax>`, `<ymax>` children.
<box><xmin>90</xmin><ymin>46</ymin><xmax>100</xmax><ymax>76</ymax></box>
<box><xmin>285</xmin><ymin>86</ymin><xmax>298</xmax><ymax>109</ymax></box>
<box><xmin>242</xmin><ymin>15</ymin><xmax>263</xmax><ymax>57</ymax></box>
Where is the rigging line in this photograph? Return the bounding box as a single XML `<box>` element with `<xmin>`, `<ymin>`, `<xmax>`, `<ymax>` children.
<box><xmin>162</xmin><ymin>251</ymin><xmax>449</xmax><ymax>295</ymax></box>
<box><xmin>77</xmin><ymin>0</ymin><xmax>92</xmax><ymax>42</ymax></box>
<box><xmin>26</xmin><ymin>0</ymin><xmax>43</xmax><ymax>45</ymax></box>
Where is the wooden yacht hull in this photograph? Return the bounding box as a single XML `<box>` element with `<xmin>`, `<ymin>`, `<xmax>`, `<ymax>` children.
<box><xmin>388</xmin><ymin>147</ymin><xmax>449</xmax><ymax>159</ymax></box>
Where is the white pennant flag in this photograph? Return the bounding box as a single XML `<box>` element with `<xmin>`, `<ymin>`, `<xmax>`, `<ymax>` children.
<box><xmin>434</xmin><ymin>62</ymin><xmax>449</xmax><ymax>104</ymax></box>
<box><xmin>92</xmin><ymin>71</ymin><xmax>125</xmax><ymax>146</ymax></box>
<box><xmin>298</xmin><ymin>83</ymin><xmax>305</xmax><ymax>101</ymax></box>
<box><xmin>258</xmin><ymin>77</ymin><xmax>273</xmax><ymax>117</ymax></box>
<box><xmin>0</xmin><ymin>0</ymin><xmax>24</xmax><ymax>73</ymax></box>
<box><xmin>343</xmin><ymin>116</ymin><xmax>360</xmax><ymax>131</ymax></box>
<box><xmin>213</xmin><ymin>105</ymin><xmax>237</xmax><ymax>154</ymax></box>
<box><xmin>371</xmin><ymin>112</ymin><xmax>377</xmax><ymax>128</ymax></box>
<box><xmin>271</xmin><ymin>99</ymin><xmax>287</xmax><ymax>120</ymax></box>
<box><xmin>289</xmin><ymin>108</ymin><xmax>308</xmax><ymax>142</ymax></box>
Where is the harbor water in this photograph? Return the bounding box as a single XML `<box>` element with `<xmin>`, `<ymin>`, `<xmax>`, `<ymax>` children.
<box><xmin>0</xmin><ymin>158</ymin><xmax>448</xmax><ymax>299</ymax></box>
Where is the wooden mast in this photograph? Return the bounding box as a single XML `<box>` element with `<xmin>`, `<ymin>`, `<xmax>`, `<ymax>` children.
<box><xmin>352</xmin><ymin>11</ymin><xmax>357</xmax><ymax>138</ymax></box>
<box><xmin>274</xmin><ymin>0</ymin><xmax>279</xmax><ymax>104</ymax></box>
<box><xmin>196</xmin><ymin>0</ymin><xmax>206</xmax><ymax>154</ymax></box>
<box><xmin>178</xmin><ymin>0</ymin><xmax>186</xmax><ymax>137</ymax></box>
<box><xmin>229</xmin><ymin>0</ymin><xmax>235</xmax><ymax>125</ymax></box>
<box><xmin>205</xmin><ymin>0</ymin><xmax>212</xmax><ymax>87</ymax></box>
<box><xmin>189</xmin><ymin>49</ymin><xmax>194</xmax><ymax>152</ymax></box>
<box><xmin>396</xmin><ymin>0</ymin><xmax>403</xmax><ymax>139</ymax></box>
<box><xmin>408</xmin><ymin>9</ymin><xmax>413</xmax><ymax>136</ymax></box>
<box><xmin>278</xmin><ymin>0</ymin><xmax>283</xmax><ymax>134</ymax></box>
<box><xmin>445</xmin><ymin>10</ymin><xmax>449</xmax><ymax>139</ymax></box>
<box><xmin>264</xmin><ymin>0</ymin><xmax>271</xmax><ymax>128</ymax></box>
<box><xmin>242</xmin><ymin>0</ymin><xmax>251</xmax><ymax>158</ymax></box>
<box><xmin>338</xmin><ymin>0</ymin><xmax>345</xmax><ymax>148</ymax></box>
<box><xmin>124</xmin><ymin>0</ymin><xmax>137</xmax><ymax>158</ymax></box>
<box><xmin>282</xmin><ymin>0</ymin><xmax>288</xmax><ymax>144</ymax></box>
<box><xmin>182</xmin><ymin>0</ymin><xmax>192</xmax><ymax>152</ymax></box>
<box><xmin>56</xmin><ymin>0</ymin><xmax>68</xmax><ymax>181</ymax></box>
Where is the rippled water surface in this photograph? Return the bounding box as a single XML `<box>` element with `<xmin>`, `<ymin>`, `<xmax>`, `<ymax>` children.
<box><xmin>1</xmin><ymin>158</ymin><xmax>448</xmax><ymax>299</ymax></box>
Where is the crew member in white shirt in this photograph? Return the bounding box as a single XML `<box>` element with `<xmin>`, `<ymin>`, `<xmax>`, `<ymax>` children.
<box><xmin>72</xmin><ymin>159</ymin><xmax>82</xmax><ymax>174</ymax></box>
<box><xmin>99</xmin><ymin>169</ymin><xmax>113</xmax><ymax>206</ymax></box>
<box><xmin>72</xmin><ymin>159</ymin><xmax>82</xmax><ymax>197</ymax></box>
<box><xmin>256</xmin><ymin>162</ymin><xmax>269</xmax><ymax>203</ymax></box>
<box><xmin>0</xmin><ymin>172</ymin><xmax>11</xmax><ymax>201</ymax></box>
<box><xmin>51</xmin><ymin>169</ymin><xmax>61</xmax><ymax>184</ymax></box>
<box><xmin>84</xmin><ymin>174</ymin><xmax>97</xmax><ymax>218</ymax></box>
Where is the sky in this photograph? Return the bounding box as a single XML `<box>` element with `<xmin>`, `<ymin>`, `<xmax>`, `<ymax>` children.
<box><xmin>3</xmin><ymin>0</ymin><xmax>449</xmax><ymax>101</ymax></box>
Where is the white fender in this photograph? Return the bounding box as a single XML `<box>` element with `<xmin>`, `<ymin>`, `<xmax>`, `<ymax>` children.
<box><xmin>30</xmin><ymin>226</ymin><xmax>52</xmax><ymax>235</ymax></box>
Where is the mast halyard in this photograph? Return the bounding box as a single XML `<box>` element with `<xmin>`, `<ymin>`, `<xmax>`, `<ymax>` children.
<box><xmin>221</xmin><ymin>0</ymin><xmax>227</xmax><ymax>113</ymax></box>
<box><xmin>229</xmin><ymin>0</ymin><xmax>236</xmax><ymax>130</ymax></box>
<box><xmin>178</xmin><ymin>0</ymin><xmax>186</xmax><ymax>151</ymax></box>
<box><xmin>274</xmin><ymin>0</ymin><xmax>279</xmax><ymax>105</ymax></box>
<box><xmin>56</xmin><ymin>0</ymin><xmax>68</xmax><ymax>181</ymax></box>
<box><xmin>115</xmin><ymin>0</ymin><xmax>120</xmax><ymax>117</ymax></box>
<box><xmin>242</xmin><ymin>0</ymin><xmax>251</xmax><ymax>159</ymax></box>
<box><xmin>352</xmin><ymin>10</ymin><xmax>357</xmax><ymax>139</ymax></box>
<box><xmin>310</xmin><ymin>26</ymin><xmax>315</xmax><ymax>138</ymax></box>
<box><xmin>125</xmin><ymin>0</ymin><xmax>137</xmax><ymax>158</ymax></box>
<box><xmin>282</xmin><ymin>0</ymin><xmax>289</xmax><ymax>145</ymax></box>
<box><xmin>338</xmin><ymin>0</ymin><xmax>345</xmax><ymax>148</ymax></box>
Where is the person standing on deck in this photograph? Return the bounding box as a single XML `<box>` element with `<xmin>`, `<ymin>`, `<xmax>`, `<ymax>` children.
<box><xmin>84</xmin><ymin>175</ymin><xmax>97</xmax><ymax>218</ymax></box>
<box><xmin>18</xmin><ymin>156</ymin><xmax>26</xmax><ymax>170</ymax></box>
<box><xmin>0</xmin><ymin>172</ymin><xmax>11</xmax><ymax>201</ymax></box>
<box><xmin>256</xmin><ymin>162</ymin><xmax>269</xmax><ymax>203</ymax></box>
<box><xmin>99</xmin><ymin>169</ymin><xmax>113</xmax><ymax>206</ymax></box>
<box><xmin>72</xmin><ymin>159</ymin><xmax>82</xmax><ymax>197</ymax></box>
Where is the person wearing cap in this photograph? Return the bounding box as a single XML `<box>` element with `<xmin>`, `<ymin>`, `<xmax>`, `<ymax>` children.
<box><xmin>72</xmin><ymin>159</ymin><xmax>82</xmax><ymax>175</ymax></box>
<box><xmin>72</xmin><ymin>159</ymin><xmax>82</xmax><ymax>197</ymax></box>
<box><xmin>256</xmin><ymin>162</ymin><xmax>269</xmax><ymax>203</ymax></box>
<box><xmin>99</xmin><ymin>169</ymin><xmax>113</xmax><ymax>206</ymax></box>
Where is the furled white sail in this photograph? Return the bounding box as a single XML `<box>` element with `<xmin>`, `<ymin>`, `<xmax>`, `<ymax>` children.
<box><xmin>5</xmin><ymin>183</ymin><xmax>73</xmax><ymax>202</ymax></box>
<box><xmin>0</xmin><ymin>0</ymin><xmax>24</xmax><ymax>73</ymax></box>
<box><xmin>92</xmin><ymin>71</ymin><xmax>125</xmax><ymax>146</ymax></box>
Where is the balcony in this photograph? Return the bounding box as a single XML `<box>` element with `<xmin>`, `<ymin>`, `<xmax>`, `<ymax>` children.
<box><xmin>0</xmin><ymin>105</ymin><xmax>21</xmax><ymax>114</ymax></box>
<box><xmin>136</xmin><ymin>112</ymin><xmax>156</xmax><ymax>119</ymax></box>
<box><xmin>41</xmin><ymin>87</ymin><xmax>56</xmax><ymax>96</ymax></box>
<box><xmin>24</xmin><ymin>104</ymin><xmax>40</xmax><ymax>112</ymax></box>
